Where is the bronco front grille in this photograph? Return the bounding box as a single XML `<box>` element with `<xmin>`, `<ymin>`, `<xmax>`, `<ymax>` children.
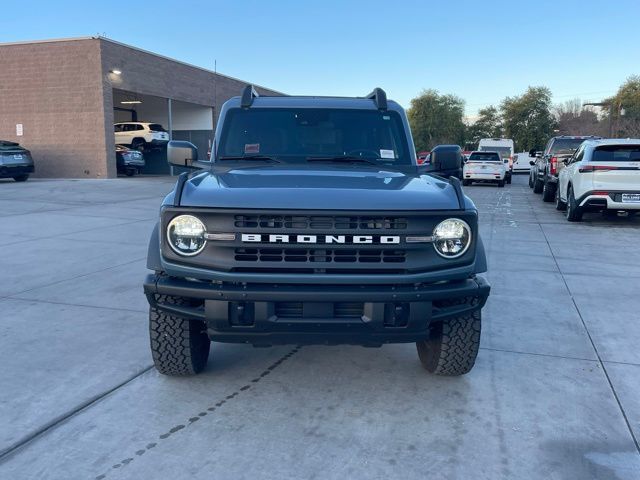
<box><xmin>234</xmin><ymin>248</ymin><xmax>406</xmax><ymax>264</ymax></box>
<box><xmin>234</xmin><ymin>215</ymin><xmax>408</xmax><ymax>230</ymax></box>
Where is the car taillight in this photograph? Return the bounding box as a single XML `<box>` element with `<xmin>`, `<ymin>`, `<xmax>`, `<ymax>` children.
<box><xmin>578</xmin><ymin>165</ymin><xmax>620</xmax><ymax>173</ymax></box>
<box><xmin>550</xmin><ymin>156</ymin><xmax>558</xmax><ymax>175</ymax></box>
<box><xmin>592</xmin><ymin>191</ymin><xmax>610</xmax><ymax>196</ymax></box>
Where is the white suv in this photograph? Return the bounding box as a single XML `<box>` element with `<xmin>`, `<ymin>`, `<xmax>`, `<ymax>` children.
<box><xmin>463</xmin><ymin>151</ymin><xmax>507</xmax><ymax>187</ymax></box>
<box><xmin>114</xmin><ymin>122</ymin><xmax>169</xmax><ymax>151</ymax></box>
<box><xmin>556</xmin><ymin>139</ymin><xmax>640</xmax><ymax>221</ymax></box>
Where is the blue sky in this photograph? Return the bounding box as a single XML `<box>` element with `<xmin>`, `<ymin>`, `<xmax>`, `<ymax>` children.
<box><xmin>3</xmin><ymin>0</ymin><xmax>639</xmax><ymax>117</ymax></box>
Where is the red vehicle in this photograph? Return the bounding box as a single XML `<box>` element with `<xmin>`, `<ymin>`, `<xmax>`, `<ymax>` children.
<box><xmin>417</xmin><ymin>151</ymin><xmax>430</xmax><ymax>164</ymax></box>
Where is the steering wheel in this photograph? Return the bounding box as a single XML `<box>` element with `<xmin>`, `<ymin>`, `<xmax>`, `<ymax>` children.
<box><xmin>345</xmin><ymin>149</ymin><xmax>381</xmax><ymax>159</ymax></box>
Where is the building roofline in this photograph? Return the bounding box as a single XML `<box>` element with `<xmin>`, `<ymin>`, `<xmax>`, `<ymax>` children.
<box><xmin>0</xmin><ymin>36</ymin><xmax>285</xmax><ymax>96</ymax></box>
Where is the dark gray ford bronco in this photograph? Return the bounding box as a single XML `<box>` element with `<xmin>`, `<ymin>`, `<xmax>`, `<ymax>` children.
<box><xmin>144</xmin><ymin>86</ymin><xmax>490</xmax><ymax>377</ymax></box>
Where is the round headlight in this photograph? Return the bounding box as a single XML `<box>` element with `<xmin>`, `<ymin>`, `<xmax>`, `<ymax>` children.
<box><xmin>167</xmin><ymin>215</ymin><xmax>207</xmax><ymax>256</ymax></box>
<box><xmin>432</xmin><ymin>219</ymin><xmax>471</xmax><ymax>259</ymax></box>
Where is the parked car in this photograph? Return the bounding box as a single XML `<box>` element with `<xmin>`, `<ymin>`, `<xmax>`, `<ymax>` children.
<box><xmin>417</xmin><ymin>151</ymin><xmax>430</xmax><ymax>164</ymax></box>
<box><xmin>512</xmin><ymin>151</ymin><xmax>532</xmax><ymax>173</ymax></box>
<box><xmin>478</xmin><ymin>138</ymin><xmax>514</xmax><ymax>183</ymax></box>
<box><xmin>143</xmin><ymin>86</ymin><xmax>490</xmax><ymax>377</ymax></box>
<box><xmin>424</xmin><ymin>145</ymin><xmax>463</xmax><ymax>179</ymax></box>
<box><xmin>0</xmin><ymin>140</ymin><xmax>34</xmax><ymax>182</ymax></box>
<box><xmin>115</xmin><ymin>144</ymin><xmax>145</xmax><ymax>176</ymax></box>
<box><xmin>114</xmin><ymin>122</ymin><xmax>169</xmax><ymax>151</ymax></box>
<box><xmin>463</xmin><ymin>151</ymin><xmax>507</xmax><ymax>187</ymax></box>
<box><xmin>530</xmin><ymin>135</ymin><xmax>600</xmax><ymax>202</ymax></box>
<box><xmin>556</xmin><ymin>139</ymin><xmax>640</xmax><ymax>221</ymax></box>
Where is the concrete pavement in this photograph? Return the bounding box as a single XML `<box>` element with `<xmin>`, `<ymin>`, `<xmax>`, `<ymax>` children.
<box><xmin>0</xmin><ymin>175</ymin><xmax>639</xmax><ymax>479</ymax></box>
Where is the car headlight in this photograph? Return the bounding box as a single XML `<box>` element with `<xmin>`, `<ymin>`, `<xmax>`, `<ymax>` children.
<box><xmin>432</xmin><ymin>218</ymin><xmax>471</xmax><ymax>258</ymax></box>
<box><xmin>167</xmin><ymin>215</ymin><xmax>207</xmax><ymax>256</ymax></box>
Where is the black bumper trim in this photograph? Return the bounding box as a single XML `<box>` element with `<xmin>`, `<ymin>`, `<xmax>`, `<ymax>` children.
<box><xmin>144</xmin><ymin>274</ymin><xmax>490</xmax><ymax>345</ymax></box>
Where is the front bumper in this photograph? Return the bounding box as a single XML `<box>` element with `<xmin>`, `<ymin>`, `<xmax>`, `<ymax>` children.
<box><xmin>0</xmin><ymin>164</ymin><xmax>34</xmax><ymax>178</ymax></box>
<box><xmin>144</xmin><ymin>274</ymin><xmax>490</xmax><ymax>346</ymax></box>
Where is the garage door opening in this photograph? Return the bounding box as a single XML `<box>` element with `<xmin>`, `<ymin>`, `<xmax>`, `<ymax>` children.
<box><xmin>112</xmin><ymin>89</ymin><xmax>214</xmax><ymax>175</ymax></box>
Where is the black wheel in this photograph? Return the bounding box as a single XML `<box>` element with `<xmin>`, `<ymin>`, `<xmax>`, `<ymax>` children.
<box><xmin>528</xmin><ymin>172</ymin><xmax>534</xmax><ymax>188</ymax></box>
<box><xmin>555</xmin><ymin>186</ymin><xmax>566</xmax><ymax>211</ymax></box>
<box><xmin>498</xmin><ymin>180</ymin><xmax>505</xmax><ymax>187</ymax></box>
<box><xmin>533</xmin><ymin>177</ymin><xmax>544</xmax><ymax>193</ymax></box>
<box><xmin>542</xmin><ymin>180</ymin><xmax>555</xmax><ymax>202</ymax></box>
<box><xmin>416</xmin><ymin>299</ymin><xmax>481</xmax><ymax>376</ymax></box>
<box><xmin>13</xmin><ymin>174</ymin><xmax>29</xmax><ymax>182</ymax></box>
<box><xmin>131</xmin><ymin>138</ymin><xmax>146</xmax><ymax>152</ymax></box>
<box><xmin>125</xmin><ymin>169</ymin><xmax>135</xmax><ymax>177</ymax></box>
<box><xmin>149</xmin><ymin>295</ymin><xmax>210</xmax><ymax>376</ymax></box>
<box><xmin>566</xmin><ymin>185</ymin><xmax>583</xmax><ymax>222</ymax></box>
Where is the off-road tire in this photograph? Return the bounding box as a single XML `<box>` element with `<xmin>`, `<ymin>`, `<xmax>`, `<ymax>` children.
<box><xmin>149</xmin><ymin>295</ymin><xmax>210</xmax><ymax>376</ymax></box>
<box><xmin>416</xmin><ymin>299</ymin><xmax>481</xmax><ymax>376</ymax></box>
<box><xmin>542</xmin><ymin>180</ymin><xmax>555</xmax><ymax>202</ymax></box>
<box><xmin>566</xmin><ymin>185</ymin><xmax>583</xmax><ymax>222</ymax></box>
<box><xmin>555</xmin><ymin>186</ymin><xmax>566</xmax><ymax>211</ymax></box>
<box><xmin>533</xmin><ymin>177</ymin><xmax>544</xmax><ymax>193</ymax></box>
<box><xmin>13</xmin><ymin>174</ymin><xmax>29</xmax><ymax>182</ymax></box>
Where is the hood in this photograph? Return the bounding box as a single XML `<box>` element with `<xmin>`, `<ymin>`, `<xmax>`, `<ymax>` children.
<box><xmin>177</xmin><ymin>164</ymin><xmax>462</xmax><ymax>211</ymax></box>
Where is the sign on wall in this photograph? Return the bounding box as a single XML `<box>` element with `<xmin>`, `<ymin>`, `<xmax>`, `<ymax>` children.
<box><xmin>16</xmin><ymin>124</ymin><xmax>23</xmax><ymax>136</ymax></box>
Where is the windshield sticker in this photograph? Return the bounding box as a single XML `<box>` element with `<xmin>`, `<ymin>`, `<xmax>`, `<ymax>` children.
<box><xmin>382</xmin><ymin>115</ymin><xmax>390</xmax><ymax>120</ymax></box>
<box><xmin>244</xmin><ymin>143</ymin><xmax>260</xmax><ymax>154</ymax></box>
<box><xmin>380</xmin><ymin>149</ymin><xmax>395</xmax><ymax>159</ymax></box>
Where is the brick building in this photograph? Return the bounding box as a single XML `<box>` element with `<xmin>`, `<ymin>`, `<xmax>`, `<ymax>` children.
<box><xmin>0</xmin><ymin>37</ymin><xmax>280</xmax><ymax>178</ymax></box>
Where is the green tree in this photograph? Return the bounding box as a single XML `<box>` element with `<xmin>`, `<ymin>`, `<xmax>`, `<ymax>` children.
<box><xmin>604</xmin><ymin>75</ymin><xmax>640</xmax><ymax>137</ymax></box>
<box><xmin>468</xmin><ymin>106</ymin><xmax>502</xmax><ymax>143</ymax></box>
<box><xmin>408</xmin><ymin>89</ymin><xmax>466</xmax><ymax>151</ymax></box>
<box><xmin>500</xmin><ymin>86</ymin><xmax>556</xmax><ymax>151</ymax></box>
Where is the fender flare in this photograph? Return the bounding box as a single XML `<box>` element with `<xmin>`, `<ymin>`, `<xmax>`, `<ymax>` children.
<box><xmin>146</xmin><ymin>222</ymin><xmax>162</xmax><ymax>271</ymax></box>
<box><xmin>474</xmin><ymin>234</ymin><xmax>488</xmax><ymax>274</ymax></box>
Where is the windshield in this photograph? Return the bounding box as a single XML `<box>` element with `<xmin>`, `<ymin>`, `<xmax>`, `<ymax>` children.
<box><xmin>478</xmin><ymin>146</ymin><xmax>511</xmax><ymax>158</ymax></box>
<box><xmin>217</xmin><ymin>108</ymin><xmax>411</xmax><ymax>165</ymax></box>
<box><xmin>551</xmin><ymin>138</ymin><xmax>587</xmax><ymax>155</ymax></box>
<box><xmin>592</xmin><ymin>145</ymin><xmax>640</xmax><ymax>162</ymax></box>
<box><xmin>149</xmin><ymin>124</ymin><xmax>166</xmax><ymax>132</ymax></box>
<box><xmin>469</xmin><ymin>152</ymin><xmax>501</xmax><ymax>162</ymax></box>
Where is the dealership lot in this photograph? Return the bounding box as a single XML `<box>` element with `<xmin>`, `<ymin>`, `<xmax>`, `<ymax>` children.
<box><xmin>1</xmin><ymin>175</ymin><xmax>640</xmax><ymax>479</ymax></box>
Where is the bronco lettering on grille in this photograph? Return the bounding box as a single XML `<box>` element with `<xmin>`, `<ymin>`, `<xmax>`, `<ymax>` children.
<box><xmin>240</xmin><ymin>234</ymin><xmax>401</xmax><ymax>244</ymax></box>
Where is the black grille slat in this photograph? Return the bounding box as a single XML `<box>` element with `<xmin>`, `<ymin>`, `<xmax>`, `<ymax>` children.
<box><xmin>234</xmin><ymin>248</ymin><xmax>406</xmax><ymax>264</ymax></box>
<box><xmin>234</xmin><ymin>215</ymin><xmax>408</xmax><ymax>231</ymax></box>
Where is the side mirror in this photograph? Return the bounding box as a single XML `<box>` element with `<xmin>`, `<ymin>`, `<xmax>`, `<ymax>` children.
<box><xmin>503</xmin><ymin>159</ymin><xmax>509</xmax><ymax>164</ymax></box>
<box><xmin>529</xmin><ymin>160</ymin><xmax>535</xmax><ymax>166</ymax></box>
<box><xmin>562</xmin><ymin>158</ymin><xmax>569</xmax><ymax>165</ymax></box>
<box><xmin>167</xmin><ymin>140</ymin><xmax>199</xmax><ymax>168</ymax></box>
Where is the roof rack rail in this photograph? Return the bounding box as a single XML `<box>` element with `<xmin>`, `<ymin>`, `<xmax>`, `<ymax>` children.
<box><xmin>241</xmin><ymin>84</ymin><xmax>259</xmax><ymax>108</ymax></box>
<box><xmin>366</xmin><ymin>88</ymin><xmax>388</xmax><ymax>110</ymax></box>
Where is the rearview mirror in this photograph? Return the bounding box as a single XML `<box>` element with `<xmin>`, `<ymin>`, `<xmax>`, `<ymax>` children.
<box><xmin>167</xmin><ymin>140</ymin><xmax>199</xmax><ymax>168</ymax></box>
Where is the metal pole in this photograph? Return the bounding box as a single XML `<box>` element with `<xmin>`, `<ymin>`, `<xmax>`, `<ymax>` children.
<box><xmin>609</xmin><ymin>104</ymin><xmax>613</xmax><ymax>138</ymax></box>
<box><xmin>167</xmin><ymin>98</ymin><xmax>173</xmax><ymax>140</ymax></box>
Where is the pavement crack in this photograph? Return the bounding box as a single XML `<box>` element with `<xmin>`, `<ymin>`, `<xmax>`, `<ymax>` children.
<box><xmin>0</xmin><ymin>365</ymin><xmax>153</xmax><ymax>463</ymax></box>
<box><xmin>92</xmin><ymin>345</ymin><xmax>302</xmax><ymax>480</ymax></box>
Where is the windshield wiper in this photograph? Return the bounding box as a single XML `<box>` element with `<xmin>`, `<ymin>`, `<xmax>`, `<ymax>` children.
<box><xmin>217</xmin><ymin>155</ymin><xmax>282</xmax><ymax>163</ymax></box>
<box><xmin>306</xmin><ymin>156</ymin><xmax>380</xmax><ymax>166</ymax></box>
